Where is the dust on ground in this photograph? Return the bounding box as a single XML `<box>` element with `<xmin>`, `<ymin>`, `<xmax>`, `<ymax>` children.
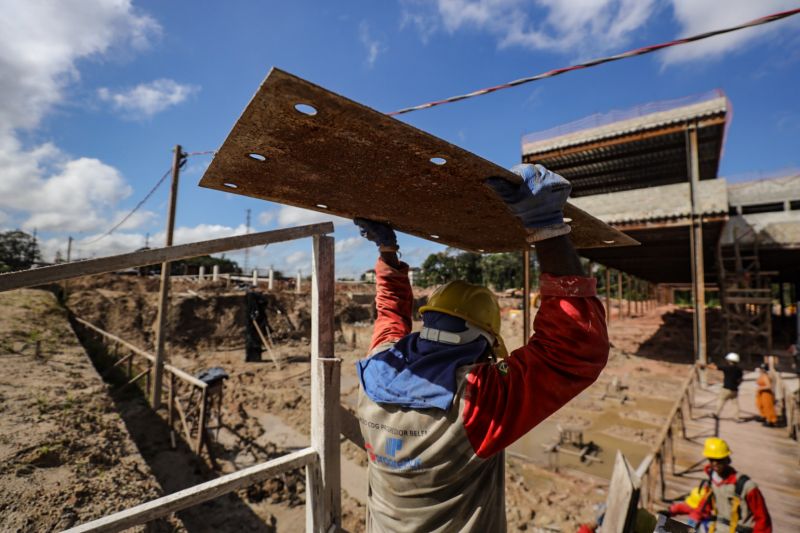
<box><xmin>6</xmin><ymin>275</ymin><xmax>702</xmax><ymax>532</ymax></box>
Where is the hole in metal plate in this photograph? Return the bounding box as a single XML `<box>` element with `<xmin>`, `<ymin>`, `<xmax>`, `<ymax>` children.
<box><xmin>430</xmin><ymin>157</ymin><xmax>447</xmax><ymax>166</ymax></box>
<box><xmin>294</xmin><ymin>103</ymin><xmax>317</xmax><ymax>116</ymax></box>
<box><xmin>223</xmin><ymin>182</ymin><xmax>238</xmax><ymax>189</ymax></box>
<box><xmin>430</xmin><ymin>234</ymin><xmax>440</xmax><ymax>239</ymax></box>
<box><xmin>603</xmin><ymin>239</ymin><xmax>615</xmax><ymax>244</ymax></box>
<box><xmin>247</xmin><ymin>153</ymin><xmax>266</xmax><ymax>161</ymax></box>
<box><xmin>316</xmin><ymin>204</ymin><xmax>328</xmax><ymax>209</ymax></box>
<box><xmin>563</xmin><ymin>217</ymin><xmax>573</xmax><ymax>223</ymax></box>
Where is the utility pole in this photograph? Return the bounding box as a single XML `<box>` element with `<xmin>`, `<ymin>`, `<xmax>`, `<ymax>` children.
<box><xmin>66</xmin><ymin>236</ymin><xmax>73</xmax><ymax>262</ymax></box>
<box><xmin>243</xmin><ymin>208</ymin><xmax>251</xmax><ymax>274</ymax></box>
<box><xmin>145</xmin><ymin>232</ymin><xmax>150</xmax><ymax>248</ymax></box>
<box><xmin>152</xmin><ymin>145</ymin><xmax>184</xmax><ymax>409</ymax></box>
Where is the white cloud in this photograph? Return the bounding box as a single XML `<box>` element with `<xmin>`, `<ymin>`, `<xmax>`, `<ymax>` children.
<box><xmin>284</xmin><ymin>250</ymin><xmax>311</xmax><ymax>274</ymax></box>
<box><xmin>0</xmin><ymin>136</ymin><xmax>132</xmax><ymax>232</ymax></box>
<box><xmin>359</xmin><ymin>21</ymin><xmax>386</xmax><ymax>67</ymax></box>
<box><xmin>276</xmin><ymin>206</ymin><xmax>350</xmax><ymax>228</ymax></box>
<box><xmin>0</xmin><ymin>1</ymin><xmax>161</xmax><ymax>238</ymax></box>
<box><xmin>0</xmin><ymin>0</ymin><xmax>160</xmax><ymax>130</ymax></box>
<box><xmin>403</xmin><ymin>0</ymin><xmax>657</xmax><ymax>56</ymax></box>
<box><xmin>98</xmin><ymin>79</ymin><xmax>199</xmax><ymax>119</ymax></box>
<box><xmin>661</xmin><ymin>0</ymin><xmax>800</xmax><ymax>65</ymax></box>
<box><xmin>258</xmin><ymin>210</ymin><xmax>275</xmax><ymax>226</ymax></box>
<box><xmin>335</xmin><ymin>236</ymin><xmax>365</xmax><ymax>254</ymax></box>
<box><xmin>401</xmin><ymin>0</ymin><xmax>798</xmax><ymax>64</ymax></box>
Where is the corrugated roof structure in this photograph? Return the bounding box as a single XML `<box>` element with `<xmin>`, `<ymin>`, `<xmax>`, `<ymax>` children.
<box><xmin>521</xmin><ymin>92</ymin><xmax>730</xmax><ymax>282</ymax></box>
<box><xmin>522</xmin><ymin>91</ymin><xmax>728</xmax><ymax>198</ymax></box>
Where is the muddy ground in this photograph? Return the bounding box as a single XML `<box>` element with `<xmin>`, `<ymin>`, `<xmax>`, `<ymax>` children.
<box><xmin>2</xmin><ymin>274</ymin><xmax>707</xmax><ymax>532</ymax></box>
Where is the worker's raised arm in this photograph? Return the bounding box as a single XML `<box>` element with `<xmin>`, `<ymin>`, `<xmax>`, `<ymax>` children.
<box><xmin>463</xmin><ymin>164</ymin><xmax>609</xmax><ymax>457</ymax></box>
<box><xmin>354</xmin><ymin>218</ymin><xmax>413</xmax><ymax>353</ymax></box>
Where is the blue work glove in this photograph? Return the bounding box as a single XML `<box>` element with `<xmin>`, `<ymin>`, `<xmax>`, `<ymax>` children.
<box><xmin>686</xmin><ymin>518</ymin><xmax>698</xmax><ymax>529</ymax></box>
<box><xmin>354</xmin><ymin>218</ymin><xmax>398</xmax><ymax>251</ymax></box>
<box><xmin>485</xmin><ymin>163</ymin><xmax>572</xmax><ymax>242</ymax></box>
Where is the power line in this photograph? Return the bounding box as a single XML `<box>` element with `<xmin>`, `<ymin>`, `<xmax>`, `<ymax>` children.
<box><xmin>82</xmin><ymin>150</ymin><xmax>217</xmax><ymax>246</ymax></box>
<box><xmin>388</xmin><ymin>7</ymin><xmax>800</xmax><ymax>116</ymax></box>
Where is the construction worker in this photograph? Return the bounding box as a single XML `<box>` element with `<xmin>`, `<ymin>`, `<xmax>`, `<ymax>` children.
<box><xmin>354</xmin><ymin>164</ymin><xmax>609</xmax><ymax>532</ymax></box>
<box><xmin>688</xmin><ymin>437</ymin><xmax>772</xmax><ymax>532</ymax></box>
<box><xmin>755</xmin><ymin>364</ymin><xmax>778</xmax><ymax>427</ymax></box>
<box><xmin>713</xmin><ymin>352</ymin><xmax>744</xmax><ymax>421</ymax></box>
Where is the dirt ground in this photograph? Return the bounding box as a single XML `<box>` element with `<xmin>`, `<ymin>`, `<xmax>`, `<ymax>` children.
<box><xmin>0</xmin><ymin>289</ymin><xmax>180</xmax><ymax>532</ymax></box>
<box><xmin>2</xmin><ymin>275</ymin><xmax>704</xmax><ymax>532</ymax></box>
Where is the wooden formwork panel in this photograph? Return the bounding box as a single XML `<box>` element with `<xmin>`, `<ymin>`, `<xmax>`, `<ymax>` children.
<box><xmin>200</xmin><ymin>68</ymin><xmax>637</xmax><ymax>252</ymax></box>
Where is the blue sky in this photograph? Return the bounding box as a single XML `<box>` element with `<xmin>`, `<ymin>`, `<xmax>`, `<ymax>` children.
<box><xmin>1</xmin><ymin>0</ymin><xmax>799</xmax><ymax>278</ymax></box>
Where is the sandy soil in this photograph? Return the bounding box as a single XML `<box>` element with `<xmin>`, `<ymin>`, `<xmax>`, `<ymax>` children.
<box><xmin>4</xmin><ymin>275</ymin><xmax>704</xmax><ymax>532</ymax></box>
<box><xmin>0</xmin><ymin>289</ymin><xmax>180</xmax><ymax>532</ymax></box>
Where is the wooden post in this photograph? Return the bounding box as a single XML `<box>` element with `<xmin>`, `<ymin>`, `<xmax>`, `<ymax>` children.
<box><xmin>152</xmin><ymin>145</ymin><xmax>184</xmax><ymax>409</ymax></box>
<box><xmin>308</xmin><ymin>235</ymin><xmax>341</xmax><ymax>532</ymax></box>
<box><xmin>196</xmin><ymin>386</ymin><xmax>208</xmax><ymax>454</ymax></box>
<box><xmin>252</xmin><ymin>269</ymin><xmax>258</xmax><ymax>286</ymax></box>
<box><xmin>212</xmin><ymin>264</ymin><xmax>219</xmax><ymax>281</ymax></box>
<box><xmin>617</xmin><ymin>271</ymin><xmax>623</xmax><ymax>320</ymax></box>
<box><xmin>168</xmin><ymin>372</ymin><xmax>176</xmax><ymax>448</ymax></box>
<box><xmin>605</xmin><ymin>268</ymin><xmax>612</xmax><ymax>324</ymax></box>
<box><xmin>523</xmin><ymin>249</ymin><xmax>531</xmax><ymax>342</ymax></box>
<box><xmin>687</xmin><ymin>126</ymin><xmax>707</xmax><ymax>383</ymax></box>
<box><xmin>198</xmin><ymin>265</ymin><xmax>205</xmax><ymax>281</ymax></box>
<box><xmin>626</xmin><ymin>275</ymin><xmax>631</xmax><ymax>318</ymax></box>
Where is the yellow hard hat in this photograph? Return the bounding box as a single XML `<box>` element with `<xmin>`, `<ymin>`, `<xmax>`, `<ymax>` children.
<box><xmin>684</xmin><ymin>486</ymin><xmax>709</xmax><ymax>508</ymax></box>
<box><xmin>703</xmin><ymin>437</ymin><xmax>731</xmax><ymax>459</ymax></box>
<box><xmin>419</xmin><ymin>280</ymin><xmax>508</xmax><ymax>359</ymax></box>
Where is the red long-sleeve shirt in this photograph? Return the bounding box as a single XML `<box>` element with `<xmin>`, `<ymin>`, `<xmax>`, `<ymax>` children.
<box><xmin>690</xmin><ymin>466</ymin><xmax>772</xmax><ymax>533</ymax></box>
<box><xmin>367</xmin><ymin>257</ymin><xmax>609</xmax><ymax>457</ymax></box>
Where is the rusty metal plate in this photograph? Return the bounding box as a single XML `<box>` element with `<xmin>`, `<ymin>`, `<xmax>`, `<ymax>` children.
<box><xmin>199</xmin><ymin>68</ymin><xmax>638</xmax><ymax>252</ymax></box>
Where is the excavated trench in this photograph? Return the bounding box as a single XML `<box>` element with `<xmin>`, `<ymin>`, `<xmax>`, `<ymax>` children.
<box><xmin>5</xmin><ymin>273</ymin><xmax>705</xmax><ymax>532</ymax></box>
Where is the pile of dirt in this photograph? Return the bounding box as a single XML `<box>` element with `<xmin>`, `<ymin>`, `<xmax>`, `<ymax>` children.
<box><xmin>0</xmin><ymin>289</ymin><xmax>180</xmax><ymax>532</ymax></box>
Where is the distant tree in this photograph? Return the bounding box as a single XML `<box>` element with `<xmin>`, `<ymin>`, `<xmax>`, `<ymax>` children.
<box><xmin>0</xmin><ymin>230</ymin><xmax>41</xmax><ymax>272</ymax></box>
<box><xmin>417</xmin><ymin>251</ymin><xmax>456</xmax><ymax>287</ymax></box>
<box><xmin>480</xmin><ymin>252</ymin><xmax>523</xmax><ymax>291</ymax></box>
<box><xmin>176</xmin><ymin>254</ymin><xmax>241</xmax><ymax>274</ymax></box>
<box><xmin>416</xmin><ymin>249</ymin><xmax>526</xmax><ymax>290</ymax></box>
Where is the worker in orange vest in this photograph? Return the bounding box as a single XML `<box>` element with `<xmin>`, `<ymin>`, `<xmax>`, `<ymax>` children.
<box><xmin>755</xmin><ymin>364</ymin><xmax>778</xmax><ymax>427</ymax></box>
<box><xmin>689</xmin><ymin>438</ymin><xmax>772</xmax><ymax>532</ymax></box>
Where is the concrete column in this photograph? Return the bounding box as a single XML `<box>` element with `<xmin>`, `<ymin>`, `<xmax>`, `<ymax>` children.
<box><xmin>268</xmin><ymin>267</ymin><xmax>274</xmax><ymax>291</ymax></box>
<box><xmin>687</xmin><ymin>124</ymin><xmax>707</xmax><ymax>383</ymax></box>
<box><xmin>212</xmin><ymin>264</ymin><xmax>219</xmax><ymax>281</ymax></box>
<box><xmin>296</xmin><ymin>270</ymin><xmax>302</xmax><ymax>294</ymax></box>
<box><xmin>198</xmin><ymin>265</ymin><xmax>206</xmax><ymax>281</ymax></box>
<box><xmin>252</xmin><ymin>269</ymin><xmax>258</xmax><ymax>286</ymax></box>
<box><xmin>408</xmin><ymin>269</ymin><xmax>415</xmax><ymax>287</ymax></box>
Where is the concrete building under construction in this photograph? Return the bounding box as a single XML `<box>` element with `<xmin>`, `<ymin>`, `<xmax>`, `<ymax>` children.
<box><xmin>522</xmin><ymin>91</ymin><xmax>800</xmax><ymax>363</ymax></box>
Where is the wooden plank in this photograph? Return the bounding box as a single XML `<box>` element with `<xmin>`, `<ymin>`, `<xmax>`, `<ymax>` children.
<box><xmin>307</xmin><ymin>235</ymin><xmax>341</xmax><ymax>532</ymax></box>
<box><xmin>63</xmin><ymin>447</ymin><xmax>318</xmax><ymax>533</ymax></box>
<box><xmin>0</xmin><ymin>223</ymin><xmax>333</xmax><ymax>292</ymax></box>
<box><xmin>73</xmin><ymin>318</ymin><xmax>208</xmax><ymax>389</ymax></box>
<box><xmin>198</xmin><ymin>68</ymin><xmax>636</xmax><ymax>252</ymax></box>
<box><xmin>603</xmin><ymin>451</ymin><xmax>640</xmax><ymax>533</ymax></box>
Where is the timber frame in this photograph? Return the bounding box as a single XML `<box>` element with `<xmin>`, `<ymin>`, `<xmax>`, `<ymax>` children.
<box><xmin>1</xmin><ymin>223</ymin><xmax>344</xmax><ymax>532</ymax></box>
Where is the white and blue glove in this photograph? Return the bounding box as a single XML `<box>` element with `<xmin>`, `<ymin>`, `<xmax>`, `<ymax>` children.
<box><xmin>486</xmin><ymin>163</ymin><xmax>572</xmax><ymax>242</ymax></box>
<box><xmin>354</xmin><ymin>217</ymin><xmax>398</xmax><ymax>252</ymax></box>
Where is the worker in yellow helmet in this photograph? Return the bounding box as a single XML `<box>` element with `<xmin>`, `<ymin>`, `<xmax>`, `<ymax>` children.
<box><xmin>354</xmin><ymin>164</ymin><xmax>609</xmax><ymax>532</ymax></box>
<box><xmin>688</xmin><ymin>437</ymin><xmax>772</xmax><ymax>532</ymax></box>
